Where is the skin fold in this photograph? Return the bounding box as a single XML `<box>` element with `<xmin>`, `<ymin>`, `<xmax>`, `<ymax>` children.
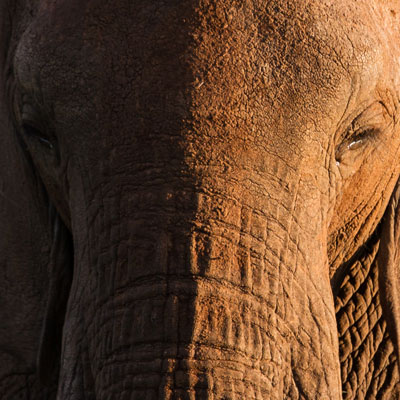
<box><xmin>1</xmin><ymin>0</ymin><xmax>400</xmax><ymax>398</ymax></box>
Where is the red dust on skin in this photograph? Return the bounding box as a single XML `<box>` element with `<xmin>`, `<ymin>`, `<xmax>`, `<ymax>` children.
<box><xmin>1</xmin><ymin>0</ymin><xmax>400</xmax><ymax>399</ymax></box>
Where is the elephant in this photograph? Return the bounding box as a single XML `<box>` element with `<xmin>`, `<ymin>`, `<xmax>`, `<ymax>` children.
<box><xmin>2</xmin><ymin>0</ymin><xmax>400</xmax><ymax>398</ymax></box>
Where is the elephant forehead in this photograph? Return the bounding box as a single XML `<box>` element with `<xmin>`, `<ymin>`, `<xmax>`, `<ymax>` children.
<box><xmin>14</xmin><ymin>0</ymin><xmax>399</xmax><ymax>153</ymax></box>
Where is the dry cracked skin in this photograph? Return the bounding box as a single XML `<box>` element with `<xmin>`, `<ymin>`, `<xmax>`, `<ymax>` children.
<box><xmin>1</xmin><ymin>0</ymin><xmax>400</xmax><ymax>398</ymax></box>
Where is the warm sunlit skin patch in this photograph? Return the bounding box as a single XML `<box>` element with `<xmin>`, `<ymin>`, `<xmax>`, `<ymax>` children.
<box><xmin>327</xmin><ymin>3</ymin><xmax>400</xmax><ymax>274</ymax></box>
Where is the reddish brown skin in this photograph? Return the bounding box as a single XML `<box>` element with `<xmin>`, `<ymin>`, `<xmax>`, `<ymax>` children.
<box><xmin>2</xmin><ymin>0</ymin><xmax>400</xmax><ymax>398</ymax></box>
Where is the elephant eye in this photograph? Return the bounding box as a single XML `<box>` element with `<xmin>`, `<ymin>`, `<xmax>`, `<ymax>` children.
<box><xmin>335</xmin><ymin>101</ymin><xmax>393</xmax><ymax>163</ymax></box>
<box><xmin>345</xmin><ymin>127</ymin><xmax>375</xmax><ymax>149</ymax></box>
<box><xmin>335</xmin><ymin>126</ymin><xmax>377</xmax><ymax>163</ymax></box>
<box><xmin>22</xmin><ymin>122</ymin><xmax>54</xmax><ymax>150</ymax></box>
<box><xmin>19</xmin><ymin>97</ymin><xmax>55</xmax><ymax>151</ymax></box>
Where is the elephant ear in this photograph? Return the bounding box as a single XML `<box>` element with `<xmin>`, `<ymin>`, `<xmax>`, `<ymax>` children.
<box><xmin>37</xmin><ymin>205</ymin><xmax>73</xmax><ymax>385</ymax></box>
<box><xmin>377</xmin><ymin>179</ymin><xmax>400</xmax><ymax>363</ymax></box>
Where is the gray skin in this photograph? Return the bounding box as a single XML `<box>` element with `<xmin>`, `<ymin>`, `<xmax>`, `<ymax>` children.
<box><xmin>1</xmin><ymin>0</ymin><xmax>400</xmax><ymax>399</ymax></box>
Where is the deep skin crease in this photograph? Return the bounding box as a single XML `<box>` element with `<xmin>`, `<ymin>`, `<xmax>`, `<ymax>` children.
<box><xmin>2</xmin><ymin>0</ymin><xmax>400</xmax><ymax>398</ymax></box>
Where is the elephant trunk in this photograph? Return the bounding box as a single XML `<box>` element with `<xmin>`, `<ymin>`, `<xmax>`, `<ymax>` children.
<box><xmin>60</xmin><ymin>179</ymin><xmax>342</xmax><ymax>399</ymax></box>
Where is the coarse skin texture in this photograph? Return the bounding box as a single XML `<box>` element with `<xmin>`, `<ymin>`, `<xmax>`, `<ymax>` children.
<box><xmin>2</xmin><ymin>0</ymin><xmax>400</xmax><ymax>398</ymax></box>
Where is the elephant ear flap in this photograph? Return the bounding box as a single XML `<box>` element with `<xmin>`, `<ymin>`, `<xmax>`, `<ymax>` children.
<box><xmin>377</xmin><ymin>179</ymin><xmax>400</xmax><ymax>363</ymax></box>
<box><xmin>37</xmin><ymin>207</ymin><xmax>73</xmax><ymax>385</ymax></box>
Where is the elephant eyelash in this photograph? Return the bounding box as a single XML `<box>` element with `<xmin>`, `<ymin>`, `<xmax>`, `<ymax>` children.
<box><xmin>346</xmin><ymin>127</ymin><xmax>376</xmax><ymax>146</ymax></box>
<box><xmin>22</xmin><ymin>122</ymin><xmax>54</xmax><ymax>150</ymax></box>
<box><xmin>337</xmin><ymin>127</ymin><xmax>374</xmax><ymax>155</ymax></box>
<box><xmin>18</xmin><ymin>95</ymin><xmax>56</xmax><ymax>150</ymax></box>
<box><xmin>337</xmin><ymin>101</ymin><xmax>393</xmax><ymax>151</ymax></box>
<box><xmin>335</xmin><ymin>127</ymin><xmax>377</xmax><ymax>162</ymax></box>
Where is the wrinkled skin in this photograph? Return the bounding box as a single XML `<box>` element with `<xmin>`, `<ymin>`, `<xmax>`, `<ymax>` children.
<box><xmin>2</xmin><ymin>0</ymin><xmax>400</xmax><ymax>398</ymax></box>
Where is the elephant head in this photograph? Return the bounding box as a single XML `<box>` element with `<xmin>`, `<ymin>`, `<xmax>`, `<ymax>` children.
<box><xmin>2</xmin><ymin>0</ymin><xmax>400</xmax><ymax>398</ymax></box>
